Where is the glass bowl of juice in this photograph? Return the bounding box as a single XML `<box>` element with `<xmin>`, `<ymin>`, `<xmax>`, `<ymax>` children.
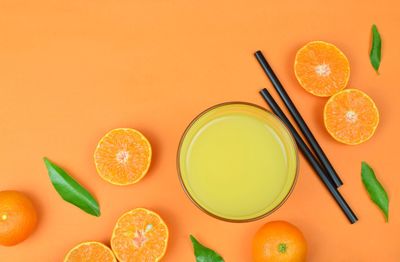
<box><xmin>177</xmin><ymin>102</ymin><xmax>298</xmax><ymax>222</ymax></box>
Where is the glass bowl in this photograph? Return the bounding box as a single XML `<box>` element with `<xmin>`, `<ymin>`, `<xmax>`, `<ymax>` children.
<box><xmin>177</xmin><ymin>102</ymin><xmax>299</xmax><ymax>222</ymax></box>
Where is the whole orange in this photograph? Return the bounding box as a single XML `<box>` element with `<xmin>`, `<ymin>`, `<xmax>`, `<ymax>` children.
<box><xmin>252</xmin><ymin>221</ymin><xmax>307</xmax><ymax>262</ymax></box>
<box><xmin>0</xmin><ymin>190</ymin><xmax>38</xmax><ymax>246</ymax></box>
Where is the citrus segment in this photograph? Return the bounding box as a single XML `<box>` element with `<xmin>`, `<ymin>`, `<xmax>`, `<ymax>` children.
<box><xmin>111</xmin><ymin>208</ymin><xmax>168</xmax><ymax>262</ymax></box>
<box><xmin>294</xmin><ymin>41</ymin><xmax>350</xmax><ymax>97</ymax></box>
<box><xmin>64</xmin><ymin>241</ymin><xmax>116</xmax><ymax>262</ymax></box>
<box><xmin>0</xmin><ymin>190</ymin><xmax>37</xmax><ymax>246</ymax></box>
<box><xmin>324</xmin><ymin>89</ymin><xmax>379</xmax><ymax>145</ymax></box>
<box><xmin>94</xmin><ymin>128</ymin><xmax>152</xmax><ymax>185</ymax></box>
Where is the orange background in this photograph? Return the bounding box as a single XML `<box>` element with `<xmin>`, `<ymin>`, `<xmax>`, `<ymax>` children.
<box><xmin>1</xmin><ymin>0</ymin><xmax>399</xmax><ymax>261</ymax></box>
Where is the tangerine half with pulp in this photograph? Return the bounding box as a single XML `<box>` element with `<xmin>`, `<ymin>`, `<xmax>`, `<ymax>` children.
<box><xmin>324</xmin><ymin>89</ymin><xmax>379</xmax><ymax>145</ymax></box>
<box><xmin>64</xmin><ymin>241</ymin><xmax>116</xmax><ymax>262</ymax></box>
<box><xmin>295</xmin><ymin>41</ymin><xmax>350</xmax><ymax>97</ymax></box>
<box><xmin>111</xmin><ymin>208</ymin><xmax>169</xmax><ymax>262</ymax></box>
<box><xmin>94</xmin><ymin>128</ymin><xmax>152</xmax><ymax>185</ymax></box>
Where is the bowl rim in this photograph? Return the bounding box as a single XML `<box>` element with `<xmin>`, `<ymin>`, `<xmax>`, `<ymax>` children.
<box><xmin>176</xmin><ymin>101</ymin><xmax>299</xmax><ymax>223</ymax></box>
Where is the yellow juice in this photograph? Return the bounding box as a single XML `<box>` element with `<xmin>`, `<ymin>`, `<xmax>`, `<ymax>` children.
<box><xmin>178</xmin><ymin>103</ymin><xmax>298</xmax><ymax>221</ymax></box>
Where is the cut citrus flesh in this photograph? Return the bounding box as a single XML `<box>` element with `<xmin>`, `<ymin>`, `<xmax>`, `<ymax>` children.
<box><xmin>111</xmin><ymin>208</ymin><xmax>169</xmax><ymax>262</ymax></box>
<box><xmin>64</xmin><ymin>241</ymin><xmax>117</xmax><ymax>262</ymax></box>
<box><xmin>94</xmin><ymin>128</ymin><xmax>152</xmax><ymax>185</ymax></box>
<box><xmin>294</xmin><ymin>41</ymin><xmax>350</xmax><ymax>97</ymax></box>
<box><xmin>324</xmin><ymin>89</ymin><xmax>379</xmax><ymax>145</ymax></box>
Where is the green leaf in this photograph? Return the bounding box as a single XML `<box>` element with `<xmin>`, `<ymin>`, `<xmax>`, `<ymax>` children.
<box><xmin>361</xmin><ymin>161</ymin><xmax>388</xmax><ymax>222</ymax></box>
<box><xmin>370</xmin><ymin>24</ymin><xmax>382</xmax><ymax>74</ymax></box>
<box><xmin>43</xmin><ymin>157</ymin><xmax>100</xmax><ymax>217</ymax></box>
<box><xmin>190</xmin><ymin>235</ymin><xmax>224</xmax><ymax>262</ymax></box>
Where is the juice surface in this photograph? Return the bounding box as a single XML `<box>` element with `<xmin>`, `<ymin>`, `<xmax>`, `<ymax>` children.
<box><xmin>179</xmin><ymin>103</ymin><xmax>298</xmax><ymax>221</ymax></box>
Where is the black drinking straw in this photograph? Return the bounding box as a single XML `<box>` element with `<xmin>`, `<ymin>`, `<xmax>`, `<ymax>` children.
<box><xmin>254</xmin><ymin>50</ymin><xmax>343</xmax><ymax>188</ymax></box>
<box><xmin>260</xmin><ymin>88</ymin><xmax>358</xmax><ymax>224</ymax></box>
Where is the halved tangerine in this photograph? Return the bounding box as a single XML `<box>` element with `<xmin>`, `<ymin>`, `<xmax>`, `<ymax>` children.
<box><xmin>64</xmin><ymin>241</ymin><xmax>116</xmax><ymax>262</ymax></box>
<box><xmin>324</xmin><ymin>89</ymin><xmax>379</xmax><ymax>145</ymax></box>
<box><xmin>94</xmin><ymin>128</ymin><xmax>152</xmax><ymax>185</ymax></box>
<box><xmin>111</xmin><ymin>208</ymin><xmax>169</xmax><ymax>262</ymax></box>
<box><xmin>294</xmin><ymin>41</ymin><xmax>350</xmax><ymax>97</ymax></box>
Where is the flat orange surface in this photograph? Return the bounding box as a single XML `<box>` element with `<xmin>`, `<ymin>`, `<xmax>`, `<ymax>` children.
<box><xmin>1</xmin><ymin>1</ymin><xmax>399</xmax><ymax>261</ymax></box>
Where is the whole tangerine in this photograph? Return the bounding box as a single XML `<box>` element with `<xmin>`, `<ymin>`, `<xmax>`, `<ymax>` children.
<box><xmin>0</xmin><ymin>190</ymin><xmax>38</xmax><ymax>246</ymax></box>
<box><xmin>252</xmin><ymin>220</ymin><xmax>307</xmax><ymax>262</ymax></box>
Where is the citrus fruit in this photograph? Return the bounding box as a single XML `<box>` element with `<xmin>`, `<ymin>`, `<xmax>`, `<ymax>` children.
<box><xmin>94</xmin><ymin>128</ymin><xmax>152</xmax><ymax>185</ymax></box>
<box><xmin>324</xmin><ymin>89</ymin><xmax>379</xmax><ymax>145</ymax></box>
<box><xmin>252</xmin><ymin>220</ymin><xmax>307</xmax><ymax>262</ymax></box>
<box><xmin>294</xmin><ymin>41</ymin><xmax>350</xmax><ymax>97</ymax></box>
<box><xmin>111</xmin><ymin>208</ymin><xmax>169</xmax><ymax>262</ymax></box>
<box><xmin>0</xmin><ymin>190</ymin><xmax>38</xmax><ymax>246</ymax></box>
<box><xmin>64</xmin><ymin>241</ymin><xmax>116</xmax><ymax>262</ymax></box>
